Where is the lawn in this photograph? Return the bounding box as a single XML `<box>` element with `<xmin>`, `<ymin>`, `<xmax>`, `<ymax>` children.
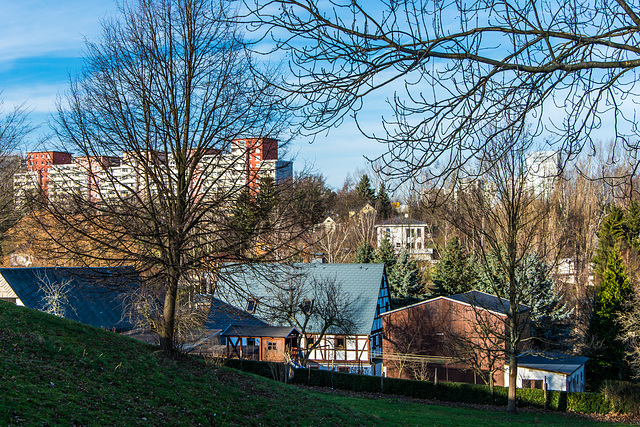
<box><xmin>0</xmin><ymin>301</ymin><xmax>627</xmax><ymax>426</ymax></box>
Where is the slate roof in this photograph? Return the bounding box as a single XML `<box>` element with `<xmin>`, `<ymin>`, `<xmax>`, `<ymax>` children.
<box><xmin>205</xmin><ymin>297</ymin><xmax>269</xmax><ymax>331</ymax></box>
<box><xmin>509</xmin><ymin>352</ymin><xmax>589</xmax><ymax>375</ymax></box>
<box><xmin>221</xmin><ymin>325</ymin><xmax>299</xmax><ymax>338</ymax></box>
<box><xmin>447</xmin><ymin>290</ymin><xmax>529</xmax><ymax>315</ymax></box>
<box><xmin>0</xmin><ymin>266</ymin><xmax>139</xmax><ymax>331</ymax></box>
<box><xmin>215</xmin><ymin>263</ymin><xmax>386</xmax><ymax>336</ymax></box>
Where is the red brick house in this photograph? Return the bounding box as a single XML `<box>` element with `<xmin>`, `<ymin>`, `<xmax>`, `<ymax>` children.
<box><xmin>382</xmin><ymin>290</ymin><xmax>530</xmax><ymax>386</ymax></box>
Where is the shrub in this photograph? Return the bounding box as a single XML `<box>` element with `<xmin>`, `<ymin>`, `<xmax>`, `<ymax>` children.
<box><xmin>601</xmin><ymin>380</ymin><xmax>639</xmax><ymax>414</ymax></box>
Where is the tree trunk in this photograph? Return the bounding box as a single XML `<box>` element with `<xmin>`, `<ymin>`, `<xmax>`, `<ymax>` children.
<box><xmin>507</xmin><ymin>352</ymin><xmax>517</xmax><ymax>413</ymax></box>
<box><xmin>160</xmin><ymin>276</ymin><xmax>179</xmax><ymax>355</ymax></box>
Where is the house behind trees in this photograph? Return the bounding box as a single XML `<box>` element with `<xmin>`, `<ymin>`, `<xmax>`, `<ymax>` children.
<box><xmin>214</xmin><ymin>262</ymin><xmax>391</xmax><ymax>375</ymax></box>
<box><xmin>382</xmin><ymin>290</ymin><xmax>530</xmax><ymax>385</ymax></box>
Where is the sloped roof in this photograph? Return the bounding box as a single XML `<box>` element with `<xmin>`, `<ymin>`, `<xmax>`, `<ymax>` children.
<box><xmin>509</xmin><ymin>352</ymin><xmax>589</xmax><ymax>375</ymax></box>
<box><xmin>216</xmin><ymin>263</ymin><xmax>385</xmax><ymax>336</ymax></box>
<box><xmin>221</xmin><ymin>325</ymin><xmax>299</xmax><ymax>339</ymax></box>
<box><xmin>0</xmin><ymin>266</ymin><xmax>139</xmax><ymax>331</ymax></box>
<box><xmin>446</xmin><ymin>290</ymin><xmax>529</xmax><ymax>315</ymax></box>
<box><xmin>205</xmin><ymin>297</ymin><xmax>269</xmax><ymax>331</ymax></box>
<box><xmin>376</xmin><ymin>217</ymin><xmax>427</xmax><ymax>226</ymax></box>
<box><xmin>382</xmin><ymin>290</ymin><xmax>528</xmax><ymax>317</ymax></box>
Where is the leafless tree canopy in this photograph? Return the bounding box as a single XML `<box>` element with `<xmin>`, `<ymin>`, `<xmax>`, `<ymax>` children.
<box><xmin>41</xmin><ymin>0</ymin><xmax>298</xmax><ymax>354</ymax></box>
<box><xmin>243</xmin><ymin>0</ymin><xmax>640</xmax><ymax>184</ymax></box>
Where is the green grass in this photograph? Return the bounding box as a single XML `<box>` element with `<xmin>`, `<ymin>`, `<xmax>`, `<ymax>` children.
<box><xmin>0</xmin><ymin>301</ymin><xmax>626</xmax><ymax>426</ymax></box>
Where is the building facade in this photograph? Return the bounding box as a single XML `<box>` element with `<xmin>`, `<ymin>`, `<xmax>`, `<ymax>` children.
<box><xmin>375</xmin><ymin>217</ymin><xmax>435</xmax><ymax>261</ymax></box>
<box><xmin>13</xmin><ymin>138</ymin><xmax>292</xmax><ymax>204</ymax></box>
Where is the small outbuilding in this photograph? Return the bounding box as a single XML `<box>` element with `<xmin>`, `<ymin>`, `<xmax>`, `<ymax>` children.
<box><xmin>505</xmin><ymin>352</ymin><xmax>588</xmax><ymax>392</ymax></box>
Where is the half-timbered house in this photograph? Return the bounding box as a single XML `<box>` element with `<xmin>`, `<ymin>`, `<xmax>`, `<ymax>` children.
<box><xmin>215</xmin><ymin>262</ymin><xmax>391</xmax><ymax>375</ymax></box>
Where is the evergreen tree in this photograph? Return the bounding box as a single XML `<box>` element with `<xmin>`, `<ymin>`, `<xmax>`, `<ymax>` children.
<box><xmin>517</xmin><ymin>254</ymin><xmax>573</xmax><ymax>350</ymax></box>
<box><xmin>476</xmin><ymin>249</ymin><xmax>573</xmax><ymax>349</ymax></box>
<box><xmin>594</xmin><ymin>205</ymin><xmax>626</xmax><ymax>267</ymax></box>
<box><xmin>355</xmin><ymin>174</ymin><xmax>375</xmax><ymax>204</ymax></box>
<box><xmin>588</xmin><ymin>248</ymin><xmax>633</xmax><ymax>383</ymax></box>
<box><xmin>432</xmin><ymin>236</ymin><xmax>475</xmax><ymax>296</ymax></box>
<box><xmin>374</xmin><ymin>237</ymin><xmax>396</xmax><ymax>273</ymax></box>
<box><xmin>625</xmin><ymin>200</ymin><xmax>640</xmax><ymax>248</ymax></box>
<box><xmin>388</xmin><ymin>250</ymin><xmax>424</xmax><ymax>305</ymax></box>
<box><xmin>375</xmin><ymin>183</ymin><xmax>393</xmax><ymax>219</ymax></box>
<box><xmin>355</xmin><ymin>240</ymin><xmax>375</xmax><ymax>263</ymax></box>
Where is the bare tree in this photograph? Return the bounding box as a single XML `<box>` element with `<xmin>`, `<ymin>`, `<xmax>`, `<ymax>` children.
<box><xmin>259</xmin><ymin>272</ymin><xmax>355</xmax><ymax>367</ymax></box>
<box><xmin>243</xmin><ymin>0</ymin><xmax>640</xmax><ymax>187</ymax></box>
<box><xmin>36</xmin><ymin>271</ymin><xmax>75</xmax><ymax>318</ymax></box>
<box><xmin>441</xmin><ymin>129</ymin><xmax>551</xmax><ymax>412</ymax></box>
<box><xmin>0</xmin><ymin>98</ymin><xmax>32</xmax><ymax>261</ymax></box>
<box><xmin>32</xmin><ymin>0</ymin><xmax>302</xmax><ymax>355</ymax></box>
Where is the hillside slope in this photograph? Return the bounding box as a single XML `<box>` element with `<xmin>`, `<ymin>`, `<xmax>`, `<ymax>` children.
<box><xmin>0</xmin><ymin>301</ymin><xmax>366</xmax><ymax>425</ymax></box>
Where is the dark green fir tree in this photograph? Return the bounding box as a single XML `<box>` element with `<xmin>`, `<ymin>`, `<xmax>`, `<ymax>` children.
<box><xmin>432</xmin><ymin>236</ymin><xmax>475</xmax><ymax>296</ymax></box>
<box><xmin>355</xmin><ymin>240</ymin><xmax>375</xmax><ymax>263</ymax></box>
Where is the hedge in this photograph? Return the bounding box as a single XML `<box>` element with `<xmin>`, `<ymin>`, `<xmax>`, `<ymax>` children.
<box><xmin>220</xmin><ymin>359</ymin><xmax>614</xmax><ymax>415</ymax></box>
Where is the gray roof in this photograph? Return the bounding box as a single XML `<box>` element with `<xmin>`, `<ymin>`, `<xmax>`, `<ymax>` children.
<box><xmin>377</xmin><ymin>217</ymin><xmax>427</xmax><ymax>226</ymax></box>
<box><xmin>0</xmin><ymin>267</ymin><xmax>139</xmax><ymax>331</ymax></box>
<box><xmin>509</xmin><ymin>352</ymin><xmax>589</xmax><ymax>375</ymax></box>
<box><xmin>447</xmin><ymin>290</ymin><xmax>529</xmax><ymax>315</ymax></box>
<box><xmin>216</xmin><ymin>263</ymin><xmax>386</xmax><ymax>335</ymax></box>
<box><xmin>205</xmin><ymin>297</ymin><xmax>269</xmax><ymax>331</ymax></box>
<box><xmin>221</xmin><ymin>325</ymin><xmax>299</xmax><ymax>338</ymax></box>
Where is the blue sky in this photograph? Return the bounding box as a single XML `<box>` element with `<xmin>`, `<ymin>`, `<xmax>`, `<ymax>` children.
<box><xmin>0</xmin><ymin>0</ymin><xmax>385</xmax><ymax>189</ymax></box>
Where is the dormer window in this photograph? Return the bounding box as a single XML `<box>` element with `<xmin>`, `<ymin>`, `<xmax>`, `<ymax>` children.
<box><xmin>246</xmin><ymin>298</ymin><xmax>257</xmax><ymax>314</ymax></box>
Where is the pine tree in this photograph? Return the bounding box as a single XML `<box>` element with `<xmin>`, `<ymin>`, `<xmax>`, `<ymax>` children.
<box><xmin>625</xmin><ymin>200</ymin><xmax>640</xmax><ymax>248</ymax></box>
<box><xmin>388</xmin><ymin>250</ymin><xmax>424</xmax><ymax>305</ymax></box>
<box><xmin>355</xmin><ymin>240</ymin><xmax>375</xmax><ymax>263</ymax></box>
<box><xmin>355</xmin><ymin>174</ymin><xmax>375</xmax><ymax>204</ymax></box>
<box><xmin>588</xmin><ymin>248</ymin><xmax>633</xmax><ymax>383</ymax></box>
<box><xmin>432</xmin><ymin>236</ymin><xmax>475</xmax><ymax>296</ymax></box>
<box><xmin>375</xmin><ymin>183</ymin><xmax>393</xmax><ymax>219</ymax></box>
<box><xmin>594</xmin><ymin>205</ymin><xmax>626</xmax><ymax>267</ymax></box>
<box><xmin>375</xmin><ymin>237</ymin><xmax>396</xmax><ymax>272</ymax></box>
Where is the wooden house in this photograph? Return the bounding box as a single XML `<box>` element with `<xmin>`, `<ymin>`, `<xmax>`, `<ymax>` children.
<box><xmin>214</xmin><ymin>263</ymin><xmax>391</xmax><ymax>375</ymax></box>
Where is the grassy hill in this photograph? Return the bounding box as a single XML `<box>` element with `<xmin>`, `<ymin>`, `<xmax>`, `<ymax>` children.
<box><xmin>0</xmin><ymin>301</ymin><xmax>625</xmax><ymax>426</ymax></box>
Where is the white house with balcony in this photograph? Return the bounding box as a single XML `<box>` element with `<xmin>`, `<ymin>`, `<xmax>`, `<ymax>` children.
<box><xmin>375</xmin><ymin>216</ymin><xmax>435</xmax><ymax>262</ymax></box>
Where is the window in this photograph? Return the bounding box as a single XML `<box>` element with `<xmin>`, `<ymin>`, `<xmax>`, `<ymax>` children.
<box><xmin>307</xmin><ymin>336</ymin><xmax>315</xmax><ymax>347</ymax></box>
<box><xmin>385</xmin><ymin>228</ymin><xmax>390</xmax><ymax>237</ymax></box>
<box><xmin>396</xmin><ymin>243</ymin><xmax>401</xmax><ymax>248</ymax></box>
<box><xmin>417</xmin><ymin>242</ymin><xmax>422</xmax><ymax>249</ymax></box>
<box><xmin>335</xmin><ymin>337</ymin><xmax>345</xmax><ymax>348</ymax></box>
<box><xmin>410</xmin><ymin>228</ymin><xmax>415</xmax><ymax>237</ymax></box>
<box><xmin>406</xmin><ymin>228</ymin><xmax>410</xmax><ymax>238</ymax></box>
<box><xmin>267</xmin><ymin>341</ymin><xmax>277</xmax><ymax>351</ymax></box>
<box><xmin>522</xmin><ymin>379</ymin><xmax>543</xmax><ymax>389</ymax></box>
<box><xmin>246</xmin><ymin>298</ymin><xmax>257</xmax><ymax>313</ymax></box>
<box><xmin>417</xmin><ymin>228</ymin><xmax>422</xmax><ymax>237</ymax></box>
<box><xmin>247</xmin><ymin>338</ymin><xmax>256</xmax><ymax>346</ymax></box>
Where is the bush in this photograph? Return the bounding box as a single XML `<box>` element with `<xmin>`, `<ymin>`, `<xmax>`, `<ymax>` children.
<box><xmin>226</xmin><ymin>361</ymin><xmax>619</xmax><ymax>415</ymax></box>
<box><xmin>601</xmin><ymin>380</ymin><xmax>639</xmax><ymax>414</ymax></box>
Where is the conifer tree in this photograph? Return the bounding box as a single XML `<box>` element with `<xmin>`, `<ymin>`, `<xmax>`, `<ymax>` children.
<box><xmin>388</xmin><ymin>250</ymin><xmax>423</xmax><ymax>305</ymax></box>
<box><xmin>432</xmin><ymin>236</ymin><xmax>475</xmax><ymax>296</ymax></box>
<box><xmin>354</xmin><ymin>240</ymin><xmax>375</xmax><ymax>263</ymax></box>
<box><xmin>375</xmin><ymin>183</ymin><xmax>393</xmax><ymax>219</ymax></box>
<box><xmin>588</xmin><ymin>248</ymin><xmax>633</xmax><ymax>383</ymax></box>
<box><xmin>355</xmin><ymin>174</ymin><xmax>375</xmax><ymax>204</ymax></box>
<box><xmin>374</xmin><ymin>237</ymin><xmax>396</xmax><ymax>273</ymax></box>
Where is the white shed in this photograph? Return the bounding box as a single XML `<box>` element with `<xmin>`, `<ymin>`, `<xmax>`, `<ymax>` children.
<box><xmin>504</xmin><ymin>352</ymin><xmax>589</xmax><ymax>392</ymax></box>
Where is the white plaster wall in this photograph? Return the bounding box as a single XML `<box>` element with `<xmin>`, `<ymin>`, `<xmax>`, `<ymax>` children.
<box><xmin>504</xmin><ymin>365</ymin><xmax>568</xmax><ymax>391</ymax></box>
